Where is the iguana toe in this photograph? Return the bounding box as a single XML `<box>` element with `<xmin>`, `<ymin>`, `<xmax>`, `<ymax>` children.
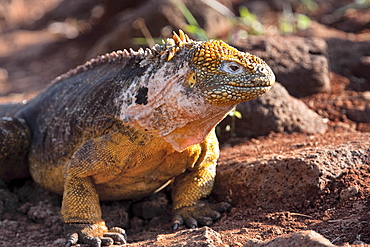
<box><xmin>64</xmin><ymin>222</ymin><xmax>126</xmax><ymax>246</ymax></box>
<box><xmin>103</xmin><ymin>227</ymin><xmax>127</xmax><ymax>244</ymax></box>
<box><xmin>172</xmin><ymin>200</ymin><xmax>232</xmax><ymax>229</ymax></box>
<box><xmin>65</xmin><ymin>232</ymin><xmax>78</xmax><ymax>247</ymax></box>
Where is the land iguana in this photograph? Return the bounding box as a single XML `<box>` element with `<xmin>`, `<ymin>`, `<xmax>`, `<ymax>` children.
<box><xmin>0</xmin><ymin>30</ymin><xmax>275</xmax><ymax>246</ymax></box>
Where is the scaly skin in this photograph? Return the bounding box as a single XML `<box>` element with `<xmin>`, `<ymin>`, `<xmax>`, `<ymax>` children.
<box><xmin>0</xmin><ymin>30</ymin><xmax>275</xmax><ymax>246</ymax></box>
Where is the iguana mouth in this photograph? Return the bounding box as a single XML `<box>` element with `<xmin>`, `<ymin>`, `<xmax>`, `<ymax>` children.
<box><xmin>224</xmin><ymin>77</ymin><xmax>275</xmax><ymax>88</ymax></box>
<box><xmin>205</xmin><ymin>84</ymin><xmax>273</xmax><ymax>105</ymax></box>
<box><xmin>226</xmin><ymin>84</ymin><xmax>273</xmax><ymax>89</ymax></box>
<box><xmin>208</xmin><ymin>84</ymin><xmax>273</xmax><ymax>95</ymax></box>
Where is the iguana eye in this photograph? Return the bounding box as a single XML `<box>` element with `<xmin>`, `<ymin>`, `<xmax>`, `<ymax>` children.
<box><xmin>220</xmin><ymin>61</ymin><xmax>245</xmax><ymax>74</ymax></box>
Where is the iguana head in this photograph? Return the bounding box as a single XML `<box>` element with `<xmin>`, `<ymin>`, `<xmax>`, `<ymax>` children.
<box><xmin>189</xmin><ymin>39</ymin><xmax>275</xmax><ymax>105</ymax></box>
<box><xmin>119</xmin><ymin>30</ymin><xmax>275</xmax><ymax>151</ymax></box>
<box><xmin>151</xmin><ymin>30</ymin><xmax>275</xmax><ymax>105</ymax></box>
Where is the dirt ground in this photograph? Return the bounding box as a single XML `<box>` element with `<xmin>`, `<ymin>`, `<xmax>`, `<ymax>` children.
<box><xmin>0</xmin><ymin>0</ymin><xmax>369</xmax><ymax>246</ymax></box>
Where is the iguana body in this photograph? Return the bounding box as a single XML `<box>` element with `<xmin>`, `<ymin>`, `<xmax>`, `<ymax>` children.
<box><xmin>0</xmin><ymin>31</ymin><xmax>275</xmax><ymax>246</ymax></box>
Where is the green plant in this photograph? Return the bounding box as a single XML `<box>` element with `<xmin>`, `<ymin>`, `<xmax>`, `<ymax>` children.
<box><xmin>237</xmin><ymin>6</ymin><xmax>264</xmax><ymax>36</ymax></box>
<box><xmin>356</xmin><ymin>0</ymin><xmax>370</xmax><ymax>6</ymax></box>
<box><xmin>172</xmin><ymin>0</ymin><xmax>208</xmax><ymax>40</ymax></box>
<box><xmin>132</xmin><ymin>18</ymin><xmax>161</xmax><ymax>46</ymax></box>
<box><xmin>224</xmin><ymin>108</ymin><xmax>242</xmax><ymax>137</ymax></box>
<box><xmin>334</xmin><ymin>0</ymin><xmax>370</xmax><ymax>16</ymax></box>
<box><xmin>356</xmin><ymin>234</ymin><xmax>361</xmax><ymax>241</ymax></box>
<box><xmin>279</xmin><ymin>4</ymin><xmax>311</xmax><ymax>34</ymax></box>
<box><xmin>300</xmin><ymin>0</ymin><xmax>318</xmax><ymax>12</ymax></box>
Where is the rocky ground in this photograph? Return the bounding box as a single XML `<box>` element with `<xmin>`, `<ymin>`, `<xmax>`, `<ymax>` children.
<box><xmin>0</xmin><ymin>0</ymin><xmax>369</xmax><ymax>246</ymax></box>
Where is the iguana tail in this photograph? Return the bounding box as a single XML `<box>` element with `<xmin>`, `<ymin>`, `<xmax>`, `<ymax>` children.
<box><xmin>0</xmin><ymin>104</ymin><xmax>31</xmax><ymax>180</ymax></box>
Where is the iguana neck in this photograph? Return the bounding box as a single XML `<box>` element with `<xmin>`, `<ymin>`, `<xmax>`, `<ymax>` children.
<box><xmin>117</xmin><ymin>63</ymin><xmax>234</xmax><ymax>151</ymax></box>
<box><xmin>161</xmin><ymin>109</ymin><xmax>231</xmax><ymax>151</ymax></box>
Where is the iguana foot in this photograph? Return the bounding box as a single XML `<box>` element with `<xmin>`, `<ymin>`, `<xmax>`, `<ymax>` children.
<box><xmin>172</xmin><ymin>200</ymin><xmax>231</xmax><ymax>229</ymax></box>
<box><xmin>64</xmin><ymin>222</ymin><xmax>127</xmax><ymax>247</ymax></box>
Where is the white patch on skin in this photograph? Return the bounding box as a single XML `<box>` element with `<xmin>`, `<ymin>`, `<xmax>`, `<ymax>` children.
<box><xmin>117</xmin><ymin>62</ymin><xmax>235</xmax><ymax>151</ymax></box>
<box><xmin>1</xmin><ymin>117</ymin><xmax>13</xmax><ymax>121</ymax></box>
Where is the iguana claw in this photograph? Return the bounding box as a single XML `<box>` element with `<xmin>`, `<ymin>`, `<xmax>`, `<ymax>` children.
<box><xmin>64</xmin><ymin>223</ymin><xmax>126</xmax><ymax>246</ymax></box>
<box><xmin>172</xmin><ymin>200</ymin><xmax>231</xmax><ymax>230</ymax></box>
<box><xmin>65</xmin><ymin>232</ymin><xmax>78</xmax><ymax>247</ymax></box>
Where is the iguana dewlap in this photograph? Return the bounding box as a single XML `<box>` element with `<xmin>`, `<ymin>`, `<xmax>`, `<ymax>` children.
<box><xmin>0</xmin><ymin>30</ymin><xmax>275</xmax><ymax>246</ymax></box>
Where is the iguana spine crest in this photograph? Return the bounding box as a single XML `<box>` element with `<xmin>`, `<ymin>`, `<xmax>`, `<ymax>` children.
<box><xmin>52</xmin><ymin>30</ymin><xmax>194</xmax><ymax>85</ymax></box>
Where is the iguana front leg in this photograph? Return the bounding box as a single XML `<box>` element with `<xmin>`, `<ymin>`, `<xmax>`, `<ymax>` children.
<box><xmin>61</xmin><ymin>136</ymin><xmax>127</xmax><ymax>247</ymax></box>
<box><xmin>171</xmin><ymin>130</ymin><xmax>231</xmax><ymax>229</ymax></box>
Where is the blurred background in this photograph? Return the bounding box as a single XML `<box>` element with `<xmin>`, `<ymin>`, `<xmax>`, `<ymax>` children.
<box><xmin>1</xmin><ymin>0</ymin><xmax>370</xmax><ymax>141</ymax></box>
<box><xmin>0</xmin><ymin>1</ymin><xmax>369</xmax><ymax>246</ymax></box>
<box><xmin>0</xmin><ymin>0</ymin><xmax>369</xmax><ymax>97</ymax></box>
